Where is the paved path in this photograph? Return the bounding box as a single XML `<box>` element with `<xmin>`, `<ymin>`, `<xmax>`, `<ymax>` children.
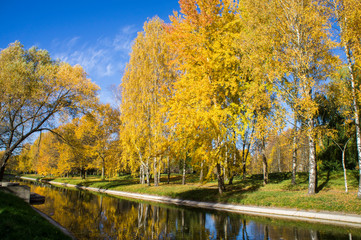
<box><xmin>20</xmin><ymin>176</ymin><xmax>361</xmax><ymax>228</ymax></box>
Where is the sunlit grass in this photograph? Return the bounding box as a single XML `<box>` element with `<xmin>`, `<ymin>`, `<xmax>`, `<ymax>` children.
<box><xmin>21</xmin><ymin>170</ymin><xmax>361</xmax><ymax>214</ymax></box>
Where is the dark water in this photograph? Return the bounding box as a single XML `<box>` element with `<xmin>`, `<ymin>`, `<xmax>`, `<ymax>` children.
<box><xmin>21</xmin><ymin>181</ymin><xmax>361</xmax><ymax>240</ymax></box>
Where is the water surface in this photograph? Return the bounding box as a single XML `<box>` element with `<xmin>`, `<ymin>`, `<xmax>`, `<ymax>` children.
<box><xmin>22</xmin><ymin>181</ymin><xmax>361</xmax><ymax>240</ymax></box>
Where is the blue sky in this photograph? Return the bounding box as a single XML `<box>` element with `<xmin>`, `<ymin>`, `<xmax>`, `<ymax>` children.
<box><xmin>0</xmin><ymin>0</ymin><xmax>180</xmax><ymax>105</ymax></box>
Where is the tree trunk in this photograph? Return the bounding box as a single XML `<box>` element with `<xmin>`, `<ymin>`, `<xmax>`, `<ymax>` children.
<box><xmin>261</xmin><ymin>139</ymin><xmax>268</xmax><ymax>185</ymax></box>
<box><xmin>140</xmin><ymin>165</ymin><xmax>142</xmax><ymax>184</ymax></box>
<box><xmin>146</xmin><ymin>160</ymin><xmax>150</xmax><ymax>186</ymax></box>
<box><xmin>334</xmin><ymin>138</ymin><xmax>350</xmax><ymax>193</ymax></box>
<box><xmin>308</xmin><ymin>124</ymin><xmax>317</xmax><ymax>194</ymax></box>
<box><xmin>242</xmin><ymin>142</ymin><xmax>251</xmax><ymax>180</ymax></box>
<box><xmin>262</xmin><ymin>154</ymin><xmax>268</xmax><ymax>185</ymax></box>
<box><xmin>0</xmin><ymin>152</ymin><xmax>11</xmax><ymax>182</ymax></box>
<box><xmin>153</xmin><ymin>157</ymin><xmax>158</xmax><ymax>186</ymax></box>
<box><xmin>140</xmin><ymin>164</ymin><xmax>143</xmax><ymax>184</ymax></box>
<box><xmin>167</xmin><ymin>156</ymin><xmax>170</xmax><ymax>184</ymax></box>
<box><xmin>228</xmin><ymin>175</ymin><xmax>233</xmax><ymax>185</ymax></box>
<box><xmin>158</xmin><ymin>167</ymin><xmax>161</xmax><ymax>185</ymax></box>
<box><xmin>342</xmin><ymin>148</ymin><xmax>348</xmax><ymax>193</ymax></box>
<box><xmin>337</xmin><ymin>9</ymin><xmax>361</xmax><ymax>198</ymax></box>
<box><xmin>0</xmin><ymin>165</ymin><xmax>5</xmax><ymax>182</ymax></box>
<box><xmin>278</xmin><ymin>141</ymin><xmax>282</xmax><ymax>172</ymax></box>
<box><xmin>292</xmin><ymin>126</ymin><xmax>298</xmax><ymax>185</ymax></box>
<box><xmin>182</xmin><ymin>158</ymin><xmax>186</xmax><ymax>185</ymax></box>
<box><xmin>199</xmin><ymin>161</ymin><xmax>204</xmax><ymax>183</ymax></box>
<box><xmin>81</xmin><ymin>168</ymin><xmax>86</xmax><ymax>179</ymax></box>
<box><xmin>242</xmin><ymin>143</ymin><xmax>247</xmax><ymax>180</ymax></box>
<box><xmin>101</xmin><ymin>158</ymin><xmax>105</xmax><ymax>180</ymax></box>
<box><xmin>216</xmin><ymin>163</ymin><xmax>226</xmax><ymax>194</ymax></box>
<box><xmin>347</xmin><ymin>53</ymin><xmax>361</xmax><ymax>198</ymax></box>
<box><xmin>224</xmin><ymin>146</ymin><xmax>228</xmax><ymax>183</ymax></box>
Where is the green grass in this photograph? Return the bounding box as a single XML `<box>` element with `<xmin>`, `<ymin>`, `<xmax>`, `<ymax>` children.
<box><xmin>21</xmin><ymin>170</ymin><xmax>361</xmax><ymax>215</ymax></box>
<box><xmin>0</xmin><ymin>190</ymin><xmax>72</xmax><ymax>240</ymax></box>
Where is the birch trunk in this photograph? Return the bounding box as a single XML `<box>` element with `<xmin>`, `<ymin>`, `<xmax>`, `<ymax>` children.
<box><xmin>342</xmin><ymin>148</ymin><xmax>348</xmax><ymax>193</ymax></box>
<box><xmin>182</xmin><ymin>158</ymin><xmax>186</xmax><ymax>185</ymax></box>
<box><xmin>167</xmin><ymin>156</ymin><xmax>170</xmax><ymax>184</ymax></box>
<box><xmin>153</xmin><ymin>157</ymin><xmax>158</xmax><ymax>186</ymax></box>
<box><xmin>146</xmin><ymin>159</ymin><xmax>150</xmax><ymax>186</ymax></box>
<box><xmin>333</xmin><ymin>139</ymin><xmax>350</xmax><ymax>193</ymax></box>
<box><xmin>292</xmin><ymin>127</ymin><xmax>298</xmax><ymax>185</ymax></box>
<box><xmin>308</xmin><ymin>120</ymin><xmax>317</xmax><ymax>194</ymax></box>
<box><xmin>140</xmin><ymin>165</ymin><xmax>143</xmax><ymax>184</ymax></box>
<box><xmin>335</xmin><ymin>4</ymin><xmax>361</xmax><ymax>198</ymax></box>
<box><xmin>346</xmin><ymin>47</ymin><xmax>361</xmax><ymax>198</ymax></box>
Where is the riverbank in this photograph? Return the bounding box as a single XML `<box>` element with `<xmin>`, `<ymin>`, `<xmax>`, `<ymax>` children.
<box><xmin>20</xmin><ymin>171</ymin><xmax>361</xmax><ymax>213</ymax></box>
<box><xmin>19</xmin><ymin>173</ymin><xmax>361</xmax><ymax>228</ymax></box>
<box><xmin>0</xmin><ymin>190</ymin><xmax>74</xmax><ymax>240</ymax></box>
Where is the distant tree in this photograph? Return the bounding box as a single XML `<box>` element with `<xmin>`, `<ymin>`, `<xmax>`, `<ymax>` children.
<box><xmin>86</xmin><ymin>104</ymin><xmax>121</xmax><ymax>179</ymax></box>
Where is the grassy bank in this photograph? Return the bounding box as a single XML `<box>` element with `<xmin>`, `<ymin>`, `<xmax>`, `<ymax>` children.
<box><xmin>21</xmin><ymin>171</ymin><xmax>361</xmax><ymax>215</ymax></box>
<box><xmin>0</xmin><ymin>190</ymin><xmax>72</xmax><ymax>240</ymax></box>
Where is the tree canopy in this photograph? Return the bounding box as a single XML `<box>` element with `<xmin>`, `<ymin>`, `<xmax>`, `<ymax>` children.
<box><xmin>0</xmin><ymin>42</ymin><xmax>99</xmax><ymax>180</ymax></box>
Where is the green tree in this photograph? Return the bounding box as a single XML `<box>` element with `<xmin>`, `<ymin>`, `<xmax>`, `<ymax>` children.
<box><xmin>329</xmin><ymin>0</ymin><xmax>361</xmax><ymax>198</ymax></box>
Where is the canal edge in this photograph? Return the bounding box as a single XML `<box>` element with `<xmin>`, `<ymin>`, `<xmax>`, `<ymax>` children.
<box><xmin>20</xmin><ymin>176</ymin><xmax>361</xmax><ymax>229</ymax></box>
<box><xmin>31</xmin><ymin>206</ymin><xmax>76</xmax><ymax>240</ymax></box>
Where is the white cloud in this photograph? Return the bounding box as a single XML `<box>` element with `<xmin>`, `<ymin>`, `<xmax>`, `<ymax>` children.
<box><xmin>113</xmin><ymin>25</ymin><xmax>137</xmax><ymax>52</ymax></box>
<box><xmin>52</xmin><ymin>25</ymin><xmax>138</xmax><ymax>78</ymax></box>
<box><xmin>50</xmin><ymin>25</ymin><xmax>139</xmax><ymax>103</ymax></box>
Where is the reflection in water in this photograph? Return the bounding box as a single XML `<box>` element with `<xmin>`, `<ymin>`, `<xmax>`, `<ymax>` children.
<box><xmin>22</xmin><ymin>182</ymin><xmax>361</xmax><ymax>240</ymax></box>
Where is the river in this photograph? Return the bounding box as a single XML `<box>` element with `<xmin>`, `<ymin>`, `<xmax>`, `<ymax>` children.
<box><xmin>20</xmin><ymin>181</ymin><xmax>361</xmax><ymax>240</ymax></box>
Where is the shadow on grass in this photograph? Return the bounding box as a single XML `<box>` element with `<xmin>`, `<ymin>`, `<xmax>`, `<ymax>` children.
<box><xmin>75</xmin><ymin>178</ymin><xmax>138</xmax><ymax>189</ymax></box>
<box><xmin>172</xmin><ymin>179</ymin><xmax>263</xmax><ymax>203</ymax></box>
<box><xmin>352</xmin><ymin>171</ymin><xmax>360</xmax><ymax>187</ymax></box>
<box><xmin>317</xmin><ymin>171</ymin><xmax>330</xmax><ymax>193</ymax></box>
<box><xmin>248</xmin><ymin>172</ymin><xmax>293</xmax><ymax>183</ymax></box>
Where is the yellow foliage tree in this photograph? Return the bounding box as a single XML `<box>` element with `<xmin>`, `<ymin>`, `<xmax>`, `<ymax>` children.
<box><xmin>0</xmin><ymin>42</ymin><xmax>99</xmax><ymax>180</ymax></box>
<box><xmin>270</xmin><ymin>0</ymin><xmax>336</xmax><ymax>194</ymax></box>
<box><xmin>120</xmin><ymin>17</ymin><xmax>176</xmax><ymax>186</ymax></box>
<box><xmin>329</xmin><ymin>0</ymin><xmax>361</xmax><ymax>198</ymax></box>
<box><xmin>166</xmin><ymin>0</ymin><xmax>255</xmax><ymax>193</ymax></box>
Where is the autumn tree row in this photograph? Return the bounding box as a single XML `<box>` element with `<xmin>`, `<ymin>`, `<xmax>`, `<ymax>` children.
<box><xmin>119</xmin><ymin>0</ymin><xmax>361</xmax><ymax>196</ymax></box>
<box><xmin>11</xmin><ymin>104</ymin><xmax>120</xmax><ymax>179</ymax></box>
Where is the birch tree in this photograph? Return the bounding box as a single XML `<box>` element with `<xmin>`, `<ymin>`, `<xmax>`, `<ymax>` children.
<box><xmin>329</xmin><ymin>0</ymin><xmax>361</xmax><ymax>198</ymax></box>
<box><xmin>120</xmin><ymin>17</ymin><xmax>176</xmax><ymax>186</ymax></box>
<box><xmin>271</xmin><ymin>0</ymin><xmax>335</xmax><ymax>194</ymax></box>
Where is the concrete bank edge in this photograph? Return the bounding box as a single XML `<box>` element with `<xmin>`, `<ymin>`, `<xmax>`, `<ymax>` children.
<box><xmin>20</xmin><ymin>176</ymin><xmax>361</xmax><ymax>228</ymax></box>
<box><xmin>31</xmin><ymin>206</ymin><xmax>76</xmax><ymax>240</ymax></box>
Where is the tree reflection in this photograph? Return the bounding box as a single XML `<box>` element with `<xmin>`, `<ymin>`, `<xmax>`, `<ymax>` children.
<box><xmin>26</xmin><ymin>183</ymin><xmax>361</xmax><ymax>240</ymax></box>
